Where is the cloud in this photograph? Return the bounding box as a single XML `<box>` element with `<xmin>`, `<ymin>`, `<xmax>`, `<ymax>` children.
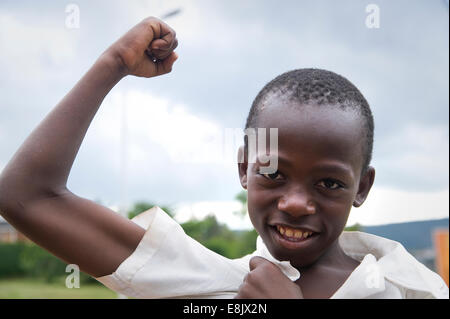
<box><xmin>95</xmin><ymin>89</ymin><xmax>242</xmax><ymax>167</ymax></box>
<box><xmin>374</xmin><ymin>123</ymin><xmax>449</xmax><ymax>191</ymax></box>
<box><xmin>347</xmin><ymin>186</ymin><xmax>449</xmax><ymax>226</ymax></box>
<box><xmin>0</xmin><ymin>11</ymin><xmax>79</xmax><ymax>85</ymax></box>
<box><xmin>66</xmin><ymin>88</ymin><xmax>242</xmax><ymax>206</ymax></box>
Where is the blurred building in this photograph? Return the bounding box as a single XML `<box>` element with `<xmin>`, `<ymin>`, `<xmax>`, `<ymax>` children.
<box><xmin>0</xmin><ymin>217</ymin><xmax>28</xmax><ymax>242</ymax></box>
<box><xmin>433</xmin><ymin>229</ymin><xmax>449</xmax><ymax>286</ymax></box>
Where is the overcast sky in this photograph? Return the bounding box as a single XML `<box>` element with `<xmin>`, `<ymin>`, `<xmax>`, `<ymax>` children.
<box><xmin>0</xmin><ymin>0</ymin><xmax>448</xmax><ymax>228</ymax></box>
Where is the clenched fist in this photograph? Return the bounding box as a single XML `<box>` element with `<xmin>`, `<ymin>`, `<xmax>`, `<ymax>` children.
<box><xmin>105</xmin><ymin>17</ymin><xmax>178</xmax><ymax>78</ymax></box>
<box><xmin>234</xmin><ymin>257</ymin><xmax>304</xmax><ymax>299</ymax></box>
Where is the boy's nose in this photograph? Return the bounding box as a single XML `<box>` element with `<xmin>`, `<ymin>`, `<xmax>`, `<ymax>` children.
<box><xmin>277</xmin><ymin>189</ymin><xmax>316</xmax><ymax>217</ymax></box>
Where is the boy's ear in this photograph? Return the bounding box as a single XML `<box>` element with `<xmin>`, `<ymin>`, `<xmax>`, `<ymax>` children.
<box><xmin>237</xmin><ymin>145</ymin><xmax>248</xmax><ymax>189</ymax></box>
<box><xmin>353</xmin><ymin>166</ymin><xmax>375</xmax><ymax>207</ymax></box>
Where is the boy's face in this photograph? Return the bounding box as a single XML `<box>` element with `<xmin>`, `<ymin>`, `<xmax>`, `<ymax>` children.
<box><xmin>238</xmin><ymin>101</ymin><xmax>375</xmax><ymax>268</ymax></box>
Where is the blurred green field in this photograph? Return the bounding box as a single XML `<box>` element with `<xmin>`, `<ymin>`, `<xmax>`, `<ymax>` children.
<box><xmin>0</xmin><ymin>278</ymin><xmax>117</xmax><ymax>299</ymax></box>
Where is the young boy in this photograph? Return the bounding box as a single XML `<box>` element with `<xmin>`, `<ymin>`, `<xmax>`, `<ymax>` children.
<box><xmin>0</xmin><ymin>17</ymin><xmax>447</xmax><ymax>299</ymax></box>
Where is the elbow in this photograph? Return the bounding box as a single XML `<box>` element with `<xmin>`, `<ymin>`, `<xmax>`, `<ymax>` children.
<box><xmin>0</xmin><ymin>174</ymin><xmax>22</xmax><ymax>218</ymax></box>
<box><xmin>0</xmin><ymin>173</ymin><xmax>12</xmax><ymax>212</ymax></box>
<box><xmin>0</xmin><ymin>172</ymin><xmax>67</xmax><ymax>218</ymax></box>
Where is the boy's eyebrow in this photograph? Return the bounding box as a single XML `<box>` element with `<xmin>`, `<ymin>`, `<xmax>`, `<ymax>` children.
<box><xmin>311</xmin><ymin>162</ymin><xmax>353</xmax><ymax>177</ymax></box>
<box><xmin>257</xmin><ymin>155</ymin><xmax>353</xmax><ymax>176</ymax></box>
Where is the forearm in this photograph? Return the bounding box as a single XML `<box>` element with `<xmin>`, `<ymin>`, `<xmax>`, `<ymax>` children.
<box><xmin>0</xmin><ymin>51</ymin><xmax>125</xmax><ymax>204</ymax></box>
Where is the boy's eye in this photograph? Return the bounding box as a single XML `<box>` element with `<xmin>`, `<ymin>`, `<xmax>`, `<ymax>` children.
<box><xmin>259</xmin><ymin>171</ymin><xmax>283</xmax><ymax>181</ymax></box>
<box><xmin>317</xmin><ymin>179</ymin><xmax>343</xmax><ymax>190</ymax></box>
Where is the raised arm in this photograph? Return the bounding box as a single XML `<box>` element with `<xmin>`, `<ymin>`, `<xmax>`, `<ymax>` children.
<box><xmin>0</xmin><ymin>17</ymin><xmax>178</xmax><ymax>277</ymax></box>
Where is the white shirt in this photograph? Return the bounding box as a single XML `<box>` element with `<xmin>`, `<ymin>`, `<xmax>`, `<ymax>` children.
<box><xmin>96</xmin><ymin>206</ymin><xmax>449</xmax><ymax>299</ymax></box>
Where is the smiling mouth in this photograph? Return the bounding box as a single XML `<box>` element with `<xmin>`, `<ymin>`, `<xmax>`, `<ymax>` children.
<box><xmin>268</xmin><ymin>224</ymin><xmax>320</xmax><ymax>250</ymax></box>
<box><xmin>275</xmin><ymin>225</ymin><xmax>315</xmax><ymax>241</ymax></box>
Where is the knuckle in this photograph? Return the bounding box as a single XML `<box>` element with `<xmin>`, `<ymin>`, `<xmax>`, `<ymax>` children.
<box><xmin>163</xmin><ymin>65</ymin><xmax>172</xmax><ymax>74</ymax></box>
<box><xmin>143</xmin><ymin>16</ymin><xmax>157</xmax><ymax>24</ymax></box>
<box><xmin>253</xmin><ymin>262</ymin><xmax>277</xmax><ymax>277</ymax></box>
<box><xmin>261</xmin><ymin>260</ymin><xmax>277</xmax><ymax>271</ymax></box>
<box><xmin>264</xmin><ymin>261</ymin><xmax>276</xmax><ymax>270</ymax></box>
<box><xmin>246</xmin><ymin>270</ymin><xmax>262</xmax><ymax>283</ymax></box>
<box><xmin>246</xmin><ymin>271</ymin><xmax>255</xmax><ymax>281</ymax></box>
<box><xmin>238</xmin><ymin>286</ymin><xmax>251</xmax><ymax>298</ymax></box>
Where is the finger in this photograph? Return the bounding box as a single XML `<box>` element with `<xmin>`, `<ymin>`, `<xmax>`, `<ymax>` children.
<box><xmin>249</xmin><ymin>256</ymin><xmax>272</xmax><ymax>271</ymax></box>
<box><xmin>171</xmin><ymin>38</ymin><xmax>178</xmax><ymax>50</ymax></box>
<box><xmin>151</xmin><ymin>37</ymin><xmax>178</xmax><ymax>52</ymax></box>
<box><xmin>150</xmin><ymin>38</ymin><xmax>178</xmax><ymax>60</ymax></box>
<box><xmin>154</xmin><ymin>51</ymin><xmax>178</xmax><ymax>76</ymax></box>
<box><xmin>149</xmin><ymin>48</ymin><xmax>170</xmax><ymax>61</ymax></box>
<box><xmin>152</xmin><ymin>22</ymin><xmax>176</xmax><ymax>49</ymax></box>
<box><xmin>150</xmin><ymin>48</ymin><xmax>172</xmax><ymax>60</ymax></box>
<box><xmin>138</xmin><ymin>55</ymin><xmax>159</xmax><ymax>78</ymax></box>
<box><xmin>151</xmin><ymin>38</ymin><xmax>171</xmax><ymax>50</ymax></box>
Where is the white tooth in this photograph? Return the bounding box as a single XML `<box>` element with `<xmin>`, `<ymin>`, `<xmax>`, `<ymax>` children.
<box><xmin>279</xmin><ymin>226</ymin><xmax>285</xmax><ymax>235</ymax></box>
<box><xmin>303</xmin><ymin>232</ymin><xmax>309</xmax><ymax>238</ymax></box>
<box><xmin>285</xmin><ymin>228</ymin><xmax>293</xmax><ymax>237</ymax></box>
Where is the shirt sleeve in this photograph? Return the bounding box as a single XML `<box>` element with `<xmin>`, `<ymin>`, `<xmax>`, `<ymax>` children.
<box><xmin>95</xmin><ymin>206</ymin><xmax>247</xmax><ymax>298</ymax></box>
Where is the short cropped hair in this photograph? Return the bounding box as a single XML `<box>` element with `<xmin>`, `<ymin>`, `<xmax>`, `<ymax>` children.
<box><xmin>245</xmin><ymin>68</ymin><xmax>374</xmax><ymax>176</ymax></box>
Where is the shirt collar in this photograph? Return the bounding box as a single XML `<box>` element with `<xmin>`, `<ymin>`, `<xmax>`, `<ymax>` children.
<box><xmin>337</xmin><ymin>231</ymin><xmax>448</xmax><ymax>298</ymax></box>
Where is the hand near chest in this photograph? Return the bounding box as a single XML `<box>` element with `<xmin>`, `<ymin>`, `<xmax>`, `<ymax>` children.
<box><xmin>234</xmin><ymin>256</ymin><xmax>304</xmax><ymax>299</ymax></box>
